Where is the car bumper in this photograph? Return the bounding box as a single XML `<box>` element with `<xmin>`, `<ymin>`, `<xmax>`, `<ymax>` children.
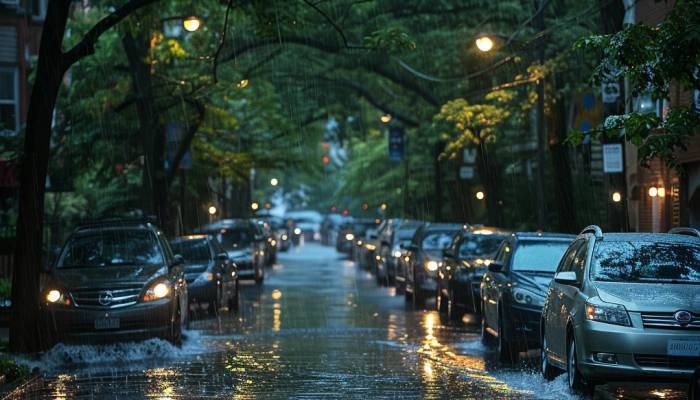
<box><xmin>44</xmin><ymin>299</ymin><xmax>172</xmax><ymax>344</ymax></box>
<box><xmin>505</xmin><ymin>303</ymin><xmax>542</xmax><ymax>345</ymax></box>
<box><xmin>187</xmin><ymin>280</ymin><xmax>217</xmax><ymax>303</ymax></box>
<box><xmin>448</xmin><ymin>279</ymin><xmax>481</xmax><ymax>312</ymax></box>
<box><xmin>234</xmin><ymin>260</ymin><xmax>257</xmax><ymax>278</ymax></box>
<box><xmin>576</xmin><ymin>319</ymin><xmax>699</xmax><ymax>380</ymax></box>
<box><xmin>415</xmin><ymin>272</ymin><xmax>437</xmax><ymax>293</ymax></box>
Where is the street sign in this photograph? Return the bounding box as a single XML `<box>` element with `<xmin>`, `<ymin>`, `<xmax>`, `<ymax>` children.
<box><xmin>603</xmin><ymin>143</ymin><xmax>623</xmax><ymax>173</ymax></box>
<box><xmin>602</xmin><ymin>82</ymin><xmax>620</xmax><ymax>103</ymax></box>
<box><xmin>459</xmin><ymin>166</ymin><xmax>474</xmax><ymax>180</ymax></box>
<box><xmin>693</xmin><ymin>89</ymin><xmax>700</xmax><ymax>116</ymax></box>
<box><xmin>388</xmin><ymin>126</ymin><xmax>405</xmax><ymax>161</ymax></box>
<box><xmin>462</xmin><ymin>148</ymin><xmax>476</xmax><ymax>164</ymax></box>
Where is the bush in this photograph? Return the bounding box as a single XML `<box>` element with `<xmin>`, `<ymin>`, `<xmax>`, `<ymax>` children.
<box><xmin>0</xmin><ymin>357</ymin><xmax>28</xmax><ymax>384</ymax></box>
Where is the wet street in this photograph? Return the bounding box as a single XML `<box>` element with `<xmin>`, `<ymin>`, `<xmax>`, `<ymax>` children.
<box><xmin>20</xmin><ymin>244</ymin><xmax>689</xmax><ymax>399</ymax></box>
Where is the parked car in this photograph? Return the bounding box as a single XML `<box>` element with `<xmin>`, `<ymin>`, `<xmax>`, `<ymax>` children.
<box><xmin>254</xmin><ymin>219</ymin><xmax>277</xmax><ymax>266</ymax></box>
<box><xmin>337</xmin><ymin>219</ymin><xmax>377</xmax><ymax>257</ymax></box>
<box><xmin>170</xmin><ymin>235</ymin><xmax>239</xmax><ymax>313</ymax></box>
<box><xmin>267</xmin><ymin>217</ymin><xmax>292</xmax><ymax>252</ymax></box>
<box><xmin>357</xmin><ymin>227</ymin><xmax>380</xmax><ymax>270</ymax></box>
<box><xmin>286</xmin><ymin>210</ymin><xmax>323</xmax><ymax>242</ymax></box>
<box><xmin>436</xmin><ymin>226</ymin><xmax>510</xmax><ymax>321</ymax></box>
<box><xmin>480</xmin><ymin>232</ymin><xmax>575</xmax><ymax>363</ymax></box>
<box><xmin>403</xmin><ymin>223</ymin><xmax>462</xmax><ymax>308</ymax></box>
<box><xmin>375</xmin><ymin>219</ymin><xmax>421</xmax><ymax>286</ymax></box>
<box><xmin>200</xmin><ymin>219</ymin><xmax>266</xmax><ymax>284</ymax></box>
<box><xmin>42</xmin><ymin>219</ymin><xmax>189</xmax><ymax>344</ymax></box>
<box><xmin>540</xmin><ymin>226</ymin><xmax>700</xmax><ymax>393</ymax></box>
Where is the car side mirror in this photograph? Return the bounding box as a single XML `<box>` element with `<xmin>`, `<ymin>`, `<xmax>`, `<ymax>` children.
<box><xmin>170</xmin><ymin>254</ymin><xmax>185</xmax><ymax>270</ymax></box>
<box><xmin>442</xmin><ymin>249</ymin><xmax>454</xmax><ymax>258</ymax></box>
<box><xmin>554</xmin><ymin>271</ymin><xmax>578</xmax><ymax>286</ymax></box>
<box><xmin>217</xmin><ymin>253</ymin><xmax>229</xmax><ymax>262</ymax></box>
<box><xmin>487</xmin><ymin>262</ymin><xmax>503</xmax><ymax>273</ymax></box>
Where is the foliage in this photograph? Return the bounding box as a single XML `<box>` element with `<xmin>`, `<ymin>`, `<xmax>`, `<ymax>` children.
<box><xmin>571</xmin><ymin>0</ymin><xmax>700</xmax><ymax>168</ymax></box>
<box><xmin>0</xmin><ymin>357</ymin><xmax>29</xmax><ymax>383</ymax></box>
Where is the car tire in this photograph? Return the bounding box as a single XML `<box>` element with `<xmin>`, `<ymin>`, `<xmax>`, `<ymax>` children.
<box><xmin>541</xmin><ymin>333</ymin><xmax>560</xmax><ymax>381</ymax></box>
<box><xmin>255</xmin><ymin>267</ymin><xmax>264</xmax><ymax>285</ymax></box>
<box><xmin>481</xmin><ymin>312</ymin><xmax>495</xmax><ymax>345</ymax></box>
<box><xmin>448</xmin><ymin>297</ymin><xmax>465</xmax><ymax>323</ymax></box>
<box><xmin>169</xmin><ymin>304</ymin><xmax>183</xmax><ymax>346</ymax></box>
<box><xmin>567</xmin><ymin>335</ymin><xmax>592</xmax><ymax>394</ymax></box>
<box><xmin>436</xmin><ymin>288</ymin><xmax>448</xmax><ymax>315</ymax></box>
<box><xmin>497</xmin><ymin>313</ymin><xmax>519</xmax><ymax>364</ymax></box>
<box><xmin>412</xmin><ymin>272</ymin><xmax>425</xmax><ymax>309</ymax></box>
<box><xmin>228</xmin><ymin>280</ymin><xmax>239</xmax><ymax>311</ymax></box>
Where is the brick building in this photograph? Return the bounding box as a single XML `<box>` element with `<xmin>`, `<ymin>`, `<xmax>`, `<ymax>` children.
<box><xmin>624</xmin><ymin>0</ymin><xmax>700</xmax><ymax>232</ymax></box>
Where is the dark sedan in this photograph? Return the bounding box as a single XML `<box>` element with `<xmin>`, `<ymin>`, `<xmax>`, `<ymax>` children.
<box><xmin>480</xmin><ymin>232</ymin><xmax>574</xmax><ymax>363</ymax></box>
<box><xmin>42</xmin><ymin>219</ymin><xmax>189</xmax><ymax>345</ymax></box>
<box><xmin>403</xmin><ymin>223</ymin><xmax>462</xmax><ymax>308</ymax></box>
<box><xmin>170</xmin><ymin>235</ymin><xmax>239</xmax><ymax>314</ymax></box>
<box><xmin>437</xmin><ymin>226</ymin><xmax>510</xmax><ymax>321</ymax></box>
<box><xmin>200</xmin><ymin>219</ymin><xmax>266</xmax><ymax>284</ymax></box>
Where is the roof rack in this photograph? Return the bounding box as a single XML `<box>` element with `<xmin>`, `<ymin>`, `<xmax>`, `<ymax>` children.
<box><xmin>668</xmin><ymin>227</ymin><xmax>700</xmax><ymax>238</ymax></box>
<box><xmin>580</xmin><ymin>225</ymin><xmax>603</xmax><ymax>238</ymax></box>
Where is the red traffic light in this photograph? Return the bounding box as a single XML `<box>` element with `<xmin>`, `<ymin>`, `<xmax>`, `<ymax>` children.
<box><xmin>341</xmin><ymin>209</ymin><xmax>349</xmax><ymax>216</ymax></box>
<box><xmin>322</xmin><ymin>155</ymin><xmax>330</xmax><ymax>165</ymax></box>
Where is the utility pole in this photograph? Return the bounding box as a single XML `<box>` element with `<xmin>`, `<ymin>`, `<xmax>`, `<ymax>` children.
<box><xmin>534</xmin><ymin>0</ymin><xmax>546</xmax><ymax>230</ymax></box>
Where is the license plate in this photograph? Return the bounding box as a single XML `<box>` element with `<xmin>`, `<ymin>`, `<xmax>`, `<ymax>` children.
<box><xmin>94</xmin><ymin>317</ymin><xmax>120</xmax><ymax>330</ymax></box>
<box><xmin>667</xmin><ymin>339</ymin><xmax>700</xmax><ymax>356</ymax></box>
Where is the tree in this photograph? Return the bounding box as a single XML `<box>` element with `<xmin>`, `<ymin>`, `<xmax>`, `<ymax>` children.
<box><xmin>11</xmin><ymin>0</ymin><xmax>159</xmax><ymax>353</ymax></box>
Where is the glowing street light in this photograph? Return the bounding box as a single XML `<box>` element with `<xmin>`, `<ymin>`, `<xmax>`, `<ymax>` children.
<box><xmin>208</xmin><ymin>205</ymin><xmax>217</xmax><ymax>215</ymax></box>
<box><xmin>475</xmin><ymin>35</ymin><xmax>494</xmax><ymax>52</ymax></box>
<box><xmin>270</xmin><ymin>178</ymin><xmax>279</xmax><ymax>186</ymax></box>
<box><xmin>182</xmin><ymin>16</ymin><xmax>202</xmax><ymax>32</ymax></box>
<box><xmin>379</xmin><ymin>203</ymin><xmax>387</xmax><ymax>211</ymax></box>
<box><xmin>251</xmin><ymin>202</ymin><xmax>259</xmax><ymax>211</ymax></box>
<box><xmin>612</xmin><ymin>192</ymin><xmax>622</xmax><ymax>203</ymax></box>
<box><xmin>648</xmin><ymin>187</ymin><xmax>658</xmax><ymax>198</ymax></box>
<box><xmin>475</xmin><ymin>191</ymin><xmax>485</xmax><ymax>200</ymax></box>
<box><xmin>380</xmin><ymin>114</ymin><xmax>392</xmax><ymax>123</ymax></box>
<box><xmin>657</xmin><ymin>187</ymin><xmax>666</xmax><ymax>198</ymax></box>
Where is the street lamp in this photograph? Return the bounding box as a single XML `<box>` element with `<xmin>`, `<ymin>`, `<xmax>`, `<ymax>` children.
<box><xmin>208</xmin><ymin>205</ymin><xmax>217</xmax><ymax>215</ymax></box>
<box><xmin>380</xmin><ymin>114</ymin><xmax>392</xmax><ymax>123</ymax></box>
<box><xmin>475</xmin><ymin>35</ymin><xmax>495</xmax><ymax>52</ymax></box>
<box><xmin>380</xmin><ymin>203</ymin><xmax>388</xmax><ymax>211</ymax></box>
<box><xmin>251</xmin><ymin>202</ymin><xmax>259</xmax><ymax>211</ymax></box>
<box><xmin>270</xmin><ymin>178</ymin><xmax>279</xmax><ymax>186</ymax></box>
<box><xmin>182</xmin><ymin>16</ymin><xmax>202</xmax><ymax>32</ymax></box>
<box><xmin>612</xmin><ymin>192</ymin><xmax>622</xmax><ymax>203</ymax></box>
<box><xmin>648</xmin><ymin>187</ymin><xmax>658</xmax><ymax>198</ymax></box>
<box><xmin>475</xmin><ymin>191</ymin><xmax>485</xmax><ymax>200</ymax></box>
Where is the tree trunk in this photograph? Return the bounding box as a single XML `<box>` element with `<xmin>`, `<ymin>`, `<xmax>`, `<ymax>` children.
<box><xmin>548</xmin><ymin>92</ymin><xmax>577</xmax><ymax>233</ymax></box>
<box><xmin>10</xmin><ymin>0</ymin><xmax>72</xmax><ymax>353</ymax></box>
<box><xmin>122</xmin><ymin>33</ymin><xmax>169</xmax><ymax>230</ymax></box>
<box><xmin>476</xmin><ymin>135</ymin><xmax>501</xmax><ymax>226</ymax></box>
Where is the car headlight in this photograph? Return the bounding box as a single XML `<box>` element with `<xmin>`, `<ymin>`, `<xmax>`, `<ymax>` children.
<box><xmin>294</xmin><ymin>228</ymin><xmax>302</xmax><ymax>235</ymax></box>
<box><xmin>281</xmin><ymin>234</ymin><xmax>288</xmax><ymax>240</ymax></box>
<box><xmin>194</xmin><ymin>272</ymin><xmax>215</xmax><ymax>284</ymax></box>
<box><xmin>364</xmin><ymin>243</ymin><xmax>376</xmax><ymax>251</ymax></box>
<box><xmin>586</xmin><ymin>298</ymin><xmax>631</xmax><ymax>326</ymax></box>
<box><xmin>357</xmin><ymin>240</ymin><xmax>363</xmax><ymax>246</ymax></box>
<box><xmin>45</xmin><ymin>289</ymin><xmax>71</xmax><ymax>305</ymax></box>
<box><xmin>512</xmin><ymin>287</ymin><xmax>545</xmax><ymax>307</ymax></box>
<box><xmin>345</xmin><ymin>233</ymin><xmax>354</xmax><ymax>241</ymax></box>
<box><xmin>424</xmin><ymin>260</ymin><xmax>439</xmax><ymax>271</ymax></box>
<box><xmin>271</xmin><ymin>240</ymin><xmax>277</xmax><ymax>246</ymax></box>
<box><xmin>393</xmin><ymin>250</ymin><xmax>402</xmax><ymax>258</ymax></box>
<box><xmin>143</xmin><ymin>281</ymin><xmax>172</xmax><ymax>302</ymax></box>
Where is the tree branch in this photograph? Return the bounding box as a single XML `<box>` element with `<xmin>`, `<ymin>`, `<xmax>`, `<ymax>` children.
<box><xmin>212</xmin><ymin>0</ymin><xmax>234</xmax><ymax>83</ymax></box>
<box><xmin>301</xmin><ymin>0</ymin><xmax>366</xmax><ymax>49</ymax></box>
<box><xmin>62</xmin><ymin>0</ymin><xmax>160</xmax><ymax>70</ymax></box>
<box><xmin>166</xmin><ymin>99</ymin><xmax>206</xmax><ymax>186</ymax></box>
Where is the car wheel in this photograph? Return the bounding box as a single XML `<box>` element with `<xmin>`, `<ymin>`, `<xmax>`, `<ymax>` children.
<box><xmin>169</xmin><ymin>304</ymin><xmax>183</xmax><ymax>346</ymax></box>
<box><xmin>436</xmin><ymin>287</ymin><xmax>448</xmax><ymax>315</ymax></box>
<box><xmin>228</xmin><ymin>280</ymin><xmax>239</xmax><ymax>311</ymax></box>
<box><xmin>412</xmin><ymin>272</ymin><xmax>425</xmax><ymax>309</ymax></box>
<box><xmin>448</xmin><ymin>297</ymin><xmax>465</xmax><ymax>323</ymax></box>
<box><xmin>497</xmin><ymin>313</ymin><xmax>519</xmax><ymax>364</ymax></box>
<box><xmin>567</xmin><ymin>335</ymin><xmax>591</xmax><ymax>393</ymax></box>
<box><xmin>255</xmin><ymin>266</ymin><xmax>264</xmax><ymax>285</ymax></box>
<box><xmin>480</xmin><ymin>311</ymin><xmax>494</xmax><ymax>345</ymax></box>
<box><xmin>541</xmin><ymin>333</ymin><xmax>560</xmax><ymax>381</ymax></box>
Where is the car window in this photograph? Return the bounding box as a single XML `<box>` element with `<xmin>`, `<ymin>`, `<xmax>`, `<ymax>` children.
<box><xmin>556</xmin><ymin>240</ymin><xmax>583</xmax><ymax>273</ymax></box>
<box><xmin>421</xmin><ymin>231</ymin><xmax>455</xmax><ymax>250</ymax></box>
<box><xmin>158</xmin><ymin>232</ymin><xmax>173</xmax><ymax>263</ymax></box>
<box><xmin>458</xmin><ymin>234</ymin><xmax>506</xmax><ymax>259</ymax></box>
<box><xmin>216</xmin><ymin>227</ymin><xmax>252</xmax><ymax>249</ymax></box>
<box><xmin>511</xmin><ymin>240</ymin><xmax>572</xmax><ymax>273</ymax></box>
<box><xmin>572</xmin><ymin>240</ymin><xmax>588</xmax><ymax>281</ymax></box>
<box><xmin>591</xmin><ymin>240</ymin><xmax>700</xmax><ymax>283</ymax></box>
<box><xmin>171</xmin><ymin>239</ymin><xmax>212</xmax><ymax>263</ymax></box>
<box><xmin>57</xmin><ymin>230</ymin><xmax>164</xmax><ymax>268</ymax></box>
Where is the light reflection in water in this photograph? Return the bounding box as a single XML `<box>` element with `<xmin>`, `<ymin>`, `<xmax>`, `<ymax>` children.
<box><xmin>50</xmin><ymin>373</ymin><xmax>73</xmax><ymax>400</ymax></box>
<box><xmin>273</xmin><ymin>302</ymin><xmax>282</xmax><ymax>332</ymax></box>
<box><xmin>145</xmin><ymin>367</ymin><xmax>177</xmax><ymax>400</ymax></box>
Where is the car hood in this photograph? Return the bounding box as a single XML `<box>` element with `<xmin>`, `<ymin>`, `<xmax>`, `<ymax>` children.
<box><xmin>511</xmin><ymin>271</ymin><xmax>554</xmax><ymax>293</ymax></box>
<box><xmin>594</xmin><ymin>282</ymin><xmax>700</xmax><ymax>312</ymax></box>
<box><xmin>51</xmin><ymin>264</ymin><xmax>167</xmax><ymax>288</ymax></box>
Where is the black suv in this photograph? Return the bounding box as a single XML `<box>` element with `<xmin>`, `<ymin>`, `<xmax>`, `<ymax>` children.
<box><xmin>480</xmin><ymin>232</ymin><xmax>574</xmax><ymax>363</ymax></box>
<box><xmin>42</xmin><ymin>219</ymin><xmax>189</xmax><ymax>344</ymax></box>
<box><xmin>200</xmin><ymin>219</ymin><xmax>266</xmax><ymax>284</ymax></box>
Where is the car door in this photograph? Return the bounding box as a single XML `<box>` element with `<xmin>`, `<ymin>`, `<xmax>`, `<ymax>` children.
<box><xmin>547</xmin><ymin>240</ymin><xmax>584</xmax><ymax>361</ymax></box>
<box><xmin>482</xmin><ymin>239</ymin><xmax>510</xmax><ymax>330</ymax></box>
<box><xmin>557</xmin><ymin>240</ymin><xmax>588</xmax><ymax>355</ymax></box>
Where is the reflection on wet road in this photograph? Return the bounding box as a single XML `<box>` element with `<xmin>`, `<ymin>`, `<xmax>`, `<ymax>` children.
<box><xmin>24</xmin><ymin>244</ymin><xmax>689</xmax><ymax>399</ymax></box>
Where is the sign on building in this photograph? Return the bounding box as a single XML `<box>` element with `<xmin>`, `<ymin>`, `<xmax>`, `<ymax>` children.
<box><xmin>388</xmin><ymin>126</ymin><xmax>405</xmax><ymax>161</ymax></box>
<box><xmin>602</xmin><ymin>143</ymin><xmax>623</xmax><ymax>173</ymax></box>
<box><xmin>459</xmin><ymin>166</ymin><xmax>474</xmax><ymax>180</ymax></box>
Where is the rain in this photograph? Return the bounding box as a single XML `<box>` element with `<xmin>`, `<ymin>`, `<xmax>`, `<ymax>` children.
<box><xmin>0</xmin><ymin>0</ymin><xmax>699</xmax><ymax>399</ymax></box>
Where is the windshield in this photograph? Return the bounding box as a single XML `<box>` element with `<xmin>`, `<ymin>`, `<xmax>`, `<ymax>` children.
<box><xmin>170</xmin><ymin>239</ymin><xmax>211</xmax><ymax>264</ymax></box>
<box><xmin>216</xmin><ymin>228</ymin><xmax>252</xmax><ymax>249</ymax></box>
<box><xmin>511</xmin><ymin>241</ymin><xmax>571</xmax><ymax>273</ymax></box>
<box><xmin>592</xmin><ymin>241</ymin><xmax>700</xmax><ymax>283</ymax></box>
<box><xmin>57</xmin><ymin>230</ymin><xmax>163</xmax><ymax>268</ymax></box>
<box><xmin>459</xmin><ymin>234</ymin><xmax>506</xmax><ymax>259</ymax></box>
<box><xmin>421</xmin><ymin>231</ymin><xmax>456</xmax><ymax>250</ymax></box>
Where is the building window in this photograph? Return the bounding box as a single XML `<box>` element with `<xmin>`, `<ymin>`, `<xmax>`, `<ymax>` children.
<box><xmin>0</xmin><ymin>67</ymin><xmax>18</xmax><ymax>136</ymax></box>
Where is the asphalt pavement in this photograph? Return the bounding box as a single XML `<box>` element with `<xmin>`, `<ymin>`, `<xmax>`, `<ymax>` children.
<box><xmin>15</xmin><ymin>243</ymin><xmax>690</xmax><ymax>399</ymax></box>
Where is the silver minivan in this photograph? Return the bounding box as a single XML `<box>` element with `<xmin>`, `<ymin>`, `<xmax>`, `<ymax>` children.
<box><xmin>540</xmin><ymin>225</ymin><xmax>700</xmax><ymax>393</ymax></box>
